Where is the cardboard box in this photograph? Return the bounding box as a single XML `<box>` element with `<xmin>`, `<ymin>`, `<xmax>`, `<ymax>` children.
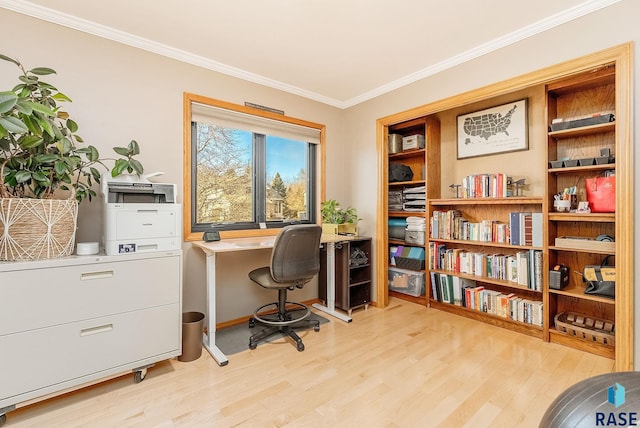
<box><xmin>402</xmin><ymin>134</ymin><xmax>425</xmax><ymax>151</ymax></box>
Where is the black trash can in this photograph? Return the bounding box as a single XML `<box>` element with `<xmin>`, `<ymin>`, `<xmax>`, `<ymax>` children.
<box><xmin>178</xmin><ymin>311</ymin><xmax>205</xmax><ymax>362</ymax></box>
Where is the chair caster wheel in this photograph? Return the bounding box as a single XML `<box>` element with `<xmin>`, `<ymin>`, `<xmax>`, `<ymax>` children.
<box><xmin>314</xmin><ymin>326</ymin><xmax>320</xmax><ymax>332</ymax></box>
<box><xmin>297</xmin><ymin>342</ymin><xmax>305</xmax><ymax>352</ymax></box>
<box><xmin>249</xmin><ymin>318</ymin><xmax>255</xmax><ymax>328</ymax></box>
<box><xmin>249</xmin><ymin>342</ymin><xmax>257</xmax><ymax>350</ymax></box>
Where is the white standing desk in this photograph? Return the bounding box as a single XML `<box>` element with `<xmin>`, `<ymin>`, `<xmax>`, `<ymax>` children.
<box><xmin>192</xmin><ymin>233</ymin><xmax>357</xmax><ymax>366</ymax></box>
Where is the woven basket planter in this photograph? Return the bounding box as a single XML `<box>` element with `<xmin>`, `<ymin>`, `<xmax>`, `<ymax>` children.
<box><xmin>0</xmin><ymin>197</ymin><xmax>78</xmax><ymax>261</ymax></box>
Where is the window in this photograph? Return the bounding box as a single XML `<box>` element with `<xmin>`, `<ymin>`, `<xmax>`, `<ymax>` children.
<box><xmin>183</xmin><ymin>93</ymin><xmax>325</xmax><ymax>240</ymax></box>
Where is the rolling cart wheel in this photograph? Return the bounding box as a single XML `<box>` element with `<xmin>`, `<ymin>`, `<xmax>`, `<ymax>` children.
<box><xmin>134</xmin><ymin>368</ymin><xmax>147</xmax><ymax>384</ymax></box>
<box><xmin>0</xmin><ymin>413</ymin><xmax>7</xmax><ymax>427</ymax></box>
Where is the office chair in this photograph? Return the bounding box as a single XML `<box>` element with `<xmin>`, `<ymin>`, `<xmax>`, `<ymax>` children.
<box><xmin>248</xmin><ymin>224</ymin><xmax>322</xmax><ymax>352</ymax></box>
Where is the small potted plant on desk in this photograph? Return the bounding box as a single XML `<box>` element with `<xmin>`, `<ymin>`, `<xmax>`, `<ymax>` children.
<box><xmin>320</xmin><ymin>199</ymin><xmax>361</xmax><ymax>236</ymax></box>
<box><xmin>0</xmin><ymin>54</ymin><xmax>144</xmax><ymax>261</ymax></box>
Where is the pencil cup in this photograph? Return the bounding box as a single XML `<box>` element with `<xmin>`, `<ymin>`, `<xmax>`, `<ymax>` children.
<box><xmin>554</xmin><ymin>200</ymin><xmax>572</xmax><ymax>212</ymax></box>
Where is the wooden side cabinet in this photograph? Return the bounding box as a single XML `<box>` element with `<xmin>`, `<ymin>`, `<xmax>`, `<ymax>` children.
<box><xmin>319</xmin><ymin>237</ymin><xmax>372</xmax><ymax>316</ymax></box>
<box><xmin>0</xmin><ymin>250</ymin><xmax>182</xmax><ymax>426</ymax></box>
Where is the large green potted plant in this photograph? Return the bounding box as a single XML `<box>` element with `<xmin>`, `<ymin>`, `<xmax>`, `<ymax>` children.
<box><xmin>0</xmin><ymin>54</ymin><xmax>143</xmax><ymax>261</ymax></box>
<box><xmin>320</xmin><ymin>199</ymin><xmax>360</xmax><ymax>235</ymax></box>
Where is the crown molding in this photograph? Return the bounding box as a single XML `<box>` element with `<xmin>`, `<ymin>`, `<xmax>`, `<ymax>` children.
<box><xmin>0</xmin><ymin>0</ymin><xmax>622</xmax><ymax>109</ymax></box>
<box><xmin>341</xmin><ymin>0</ymin><xmax>622</xmax><ymax>108</ymax></box>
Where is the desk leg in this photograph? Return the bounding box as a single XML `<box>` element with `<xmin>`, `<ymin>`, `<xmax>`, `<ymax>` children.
<box><xmin>203</xmin><ymin>253</ymin><xmax>229</xmax><ymax>366</ymax></box>
<box><xmin>313</xmin><ymin>241</ymin><xmax>352</xmax><ymax>323</ymax></box>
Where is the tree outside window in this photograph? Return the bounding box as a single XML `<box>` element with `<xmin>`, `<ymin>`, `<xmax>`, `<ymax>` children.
<box><xmin>192</xmin><ymin>124</ymin><xmax>314</xmax><ymax>230</ymax></box>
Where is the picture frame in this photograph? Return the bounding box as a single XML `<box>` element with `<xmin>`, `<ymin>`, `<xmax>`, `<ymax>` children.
<box><xmin>457</xmin><ymin>99</ymin><xmax>528</xmax><ymax>159</ymax></box>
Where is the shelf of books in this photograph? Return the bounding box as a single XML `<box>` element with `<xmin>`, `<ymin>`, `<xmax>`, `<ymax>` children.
<box><xmin>427</xmin><ymin>194</ymin><xmax>544</xmax><ymax>338</ymax></box>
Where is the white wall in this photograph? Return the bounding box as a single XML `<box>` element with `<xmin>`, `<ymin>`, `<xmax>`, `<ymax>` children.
<box><xmin>0</xmin><ymin>9</ymin><xmax>347</xmax><ymax>323</ymax></box>
<box><xmin>343</xmin><ymin>0</ymin><xmax>639</xmax><ymax>366</ymax></box>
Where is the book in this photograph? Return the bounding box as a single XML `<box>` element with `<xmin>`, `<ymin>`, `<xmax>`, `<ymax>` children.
<box><xmin>465</xmin><ymin>286</ymin><xmax>475</xmax><ymax>309</ymax></box>
<box><xmin>507</xmin><ymin>255</ymin><xmax>518</xmax><ymax>283</ymax></box>
<box><xmin>531</xmin><ymin>213</ymin><xmax>543</xmax><ymax>247</ymax></box>
<box><xmin>510</xmin><ymin>212</ymin><xmax>520</xmax><ymax>245</ymax></box>
<box><xmin>519</xmin><ymin>212</ymin><xmax>532</xmax><ymax>246</ymax></box>
<box><xmin>516</xmin><ymin>251</ymin><xmax>530</xmax><ymax>287</ymax></box>
<box><xmin>430</xmin><ymin>272</ymin><xmax>441</xmax><ymax>302</ymax></box>
<box><xmin>452</xmin><ymin>276</ymin><xmax>463</xmax><ymax>306</ymax></box>
<box><xmin>523</xmin><ymin>213</ymin><xmax>533</xmax><ymax>246</ymax></box>
<box><xmin>439</xmin><ymin>273</ymin><xmax>450</xmax><ymax>303</ymax></box>
<box><xmin>437</xmin><ymin>244</ymin><xmax>447</xmax><ymax>270</ymax></box>
<box><xmin>460</xmin><ymin>279</ymin><xmax>477</xmax><ymax>308</ymax></box>
<box><xmin>509</xmin><ymin>297</ymin><xmax>522</xmax><ymax>321</ymax></box>
<box><xmin>534</xmin><ymin>250</ymin><xmax>543</xmax><ymax>292</ymax></box>
<box><xmin>498</xmin><ymin>293</ymin><xmax>516</xmax><ymax>318</ymax></box>
<box><xmin>459</xmin><ymin>251</ymin><xmax>470</xmax><ymax>274</ymax></box>
<box><xmin>446</xmin><ymin>275</ymin><xmax>454</xmax><ymax>304</ymax></box>
<box><xmin>474</xmin><ymin>253</ymin><xmax>486</xmax><ymax>277</ymax></box>
<box><xmin>428</xmin><ymin>242</ymin><xmax>435</xmax><ymax>269</ymax></box>
<box><xmin>529</xmin><ymin>249</ymin><xmax>536</xmax><ymax>290</ymax></box>
<box><xmin>474</xmin><ymin>286</ymin><xmax>485</xmax><ymax>311</ymax></box>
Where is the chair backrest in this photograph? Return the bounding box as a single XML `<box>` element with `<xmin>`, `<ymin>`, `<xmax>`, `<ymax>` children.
<box><xmin>270</xmin><ymin>224</ymin><xmax>322</xmax><ymax>283</ymax></box>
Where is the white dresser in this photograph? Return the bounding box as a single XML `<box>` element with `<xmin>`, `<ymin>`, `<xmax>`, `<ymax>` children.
<box><xmin>0</xmin><ymin>250</ymin><xmax>182</xmax><ymax>425</ymax></box>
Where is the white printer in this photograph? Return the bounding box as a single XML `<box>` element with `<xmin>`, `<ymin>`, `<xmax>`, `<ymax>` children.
<box><xmin>101</xmin><ymin>173</ymin><xmax>182</xmax><ymax>255</ymax></box>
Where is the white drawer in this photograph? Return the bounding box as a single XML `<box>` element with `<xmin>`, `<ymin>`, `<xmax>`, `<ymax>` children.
<box><xmin>0</xmin><ymin>303</ymin><xmax>180</xmax><ymax>402</ymax></box>
<box><xmin>114</xmin><ymin>208</ymin><xmax>179</xmax><ymax>240</ymax></box>
<box><xmin>0</xmin><ymin>255</ymin><xmax>180</xmax><ymax>335</ymax></box>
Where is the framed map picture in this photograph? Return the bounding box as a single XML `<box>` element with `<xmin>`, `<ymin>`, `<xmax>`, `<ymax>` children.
<box><xmin>456</xmin><ymin>99</ymin><xmax>528</xmax><ymax>159</ymax></box>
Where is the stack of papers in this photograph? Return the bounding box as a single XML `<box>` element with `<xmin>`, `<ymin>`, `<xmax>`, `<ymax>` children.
<box><xmin>406</xmin><ymin>216</ymin><xmax>426</xmax><ymax>231</ymax></box>
<box><xmin>403</xmin><ymin>186</ymin><xmax>425</xmax><ymax>212</ymax></box>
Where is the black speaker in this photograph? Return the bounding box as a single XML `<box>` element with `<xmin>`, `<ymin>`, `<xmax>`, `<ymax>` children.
<box><xmin>549</xmin><ymin>265</ymin><xmax>569</xmax><ymax>290</ymax></box>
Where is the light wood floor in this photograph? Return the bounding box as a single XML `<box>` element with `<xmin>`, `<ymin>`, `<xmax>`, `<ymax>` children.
<box><xmin>8</xmin><ymin>298</ymin><xmax>613</xmax><ymax>427</ymax></box>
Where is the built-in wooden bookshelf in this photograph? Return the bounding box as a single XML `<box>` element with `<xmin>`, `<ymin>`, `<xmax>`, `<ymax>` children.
<box><xmin>544</xmin><ymin>61</ymin><xmax>621</xmax><ymax>361</ymax></box>
<box><xmin>427</xmin><ymin>196</ymin><xmax>544</xmax><ymax>338</ymax></box>
<box><xmin>384</xmin><ymin>117</ymin><xmax>440</xmax><ymax>306</ymax></box>
<box><xmin>375</xmin><ymin>43</ymin><xmax>633</xmax><ymax>370</ymax></box>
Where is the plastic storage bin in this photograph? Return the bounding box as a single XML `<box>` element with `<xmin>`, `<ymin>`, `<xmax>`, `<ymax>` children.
<box><xmin>388</xmin><ymin>267</ymin><xmax>425</xmax><ymax>297</ymax></box>
<box><xmin>405</xmin><ymin>230</ymin><xmax>425</xmax><ymax>245</ymax></box>
<box><xmin>388</xmin><ymin>218</ymin><xmax>407</xmax><ymax>240</ymax></box>
<box><xmin>395</xmin><ymin>256</ymin><xmax>425</xmax><ymax>271</ymax></box>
